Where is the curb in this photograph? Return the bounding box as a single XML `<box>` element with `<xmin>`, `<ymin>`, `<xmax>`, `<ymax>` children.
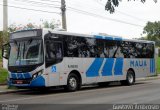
<box><xmin>137</xmin><ymin>76</ymin><xmax>160</xmax><ymax>81</ymax></box>
<box><xmin>0</xmin><ymin>83</ymin><xmax>7</xmax><ymax>86</ymax></box>
<box><xmin>0</xmin><ymin>90</ymin><xmax>19</xmax><ymax>95</ymax></box>
<box><xmin>0</xmin><ymin>89</ymin><xmax>30</xmax><ymax>95</ymax></box>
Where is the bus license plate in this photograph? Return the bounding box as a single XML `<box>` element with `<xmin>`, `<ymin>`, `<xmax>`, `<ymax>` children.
<box><xmin>15</xmin><ymin>80</ymin><xmax>23</xmax><ymax>84</ymax></box>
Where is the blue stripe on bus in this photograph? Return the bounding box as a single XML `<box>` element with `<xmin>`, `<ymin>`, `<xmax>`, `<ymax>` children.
<box><xmin>11</xmin><ymin>73</ymin><xmax>17</xmax><ymax>79</ymax></box>
<box><xmin>30</xmin><ymin>76</ymin><xmax>45</xmax><ymax>87</ymax></box>
<box><xmin>105</xmin><ymin>36</ymin><xmax>113</xmax><ymax>40</ymax></box>
<box><xmin>86</xmin><ymin>58</ymin><xmax>104</xmax><ymax>77</ymax></box>
<box><xmin>94</xmin><ymin>35</ymin><xmax>104</xmax><ymax>39</ymax></box>
<box><xmin>153</xmin><ymin>59</ymin><xmax>155</xmax><ymax>73</ymax></box>
<box><xmin>17</xmin><ymin>73</ymin><xmax>24</xmax><ymax>79</ymax></box>
<box><xmin>152</xmin><ymin>59</ymin><xmax>154</xmax><ymax>73</ymax></box>
<box><xmin>150</xmin><ymin>59</ymin><xmax>151</xmax><ymax>73</ymax></box>
<box><xmin>11</xmin><ymin>73</ymin><xmax>32</xmax><ymax>79</ymax></box>
<box><xmin>150</xmin><ymin>59</ymin><xmax>155</xmax><ymax>74</ymax></box>
<box><xmin>114</xmin><ymin>37</ymin><xmax>122</xmax><ymax>41</ymax></box>
<box><xmin>24</xmin><ymin>73</ymin><xmax>32</xmax><ymax>79</ymax></box>
<box><xmin>114</xmin><ymin>58</ymin><xmax>123</xmax><ymax>75</ymax></box>
<box><xmin>101</xmin><ymin>58</ymin><xmax>114</xmax><ymax>76</ymax></box>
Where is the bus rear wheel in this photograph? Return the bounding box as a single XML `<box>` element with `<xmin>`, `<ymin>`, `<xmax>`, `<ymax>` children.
<box><xmin>121</xmin><ymin>70</ymin><xmax>135</xmax><ymax>86</ymax></box>
<box><xmin>65</xmin><ymin>73</ymin><xmax>79</xmax><ymax>92</ymax></box>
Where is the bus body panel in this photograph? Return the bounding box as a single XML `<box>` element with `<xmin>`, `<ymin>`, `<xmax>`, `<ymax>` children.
<box><xmin>123</xmin><ymin>58</ymin><xmax>156</xmax><ymax>79</ymax></box>
<box><xmin>6</xmin><ymin>29</ymin><xmax>156</xmax><ymax>88</ymax></box>
<box><xmin>8</xmin><ymin>58</ymin><xmax>156</xmax><ymax>87</ymax></box>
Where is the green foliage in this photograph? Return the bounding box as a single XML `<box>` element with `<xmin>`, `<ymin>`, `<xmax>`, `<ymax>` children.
<box><xmin>0</xmin><ymin>19</ymin><xmax>60</xmax><ymax>49</ymax></box>
<box><xmin>43</xmin><ymin>20</ymin><xmax>60</xmax><ymax>29</ymax></box>
<box><xmin>0</xmin><ymin>67</ymin><xmax>8</xmax><ymax>84</ymax></box>
<box><xmin>8</xmin><ymin>20</ymin><xmax>60</xmax><ymax>32</ymax></box>
<box><xmin>43</xmin><ymin>21</ymin><xmax>54</xmax><ymax>29</ymax></box>
<box><xmin>0</xmin><ymin>31</ymin><xmax>9</xmax><ymax>50</ymax></box>
<box><xmin>105</xmin><ymin>0</ymin><xmax>157</xmax><ymax>13</ymax></box>
<box><xmin>8</xmin><ymin>24</ymin><xmax>18</xmax><ymax>32</ymax></box>
<box><xmin>0</xmin><ymin>49</ymin><xmax>2</xmax><ymax>61</ymax></box>
<box><xmin>156</xmin><ymin>56</ymin><xmax>160</xmax><ymax>74</ymax></box>
<box><xmin>143</xmin><ymin>21</ymin><xmax>160</xmax><ymax>47</ymax></box>
<box><xmin>0</xmin><ymin>48</ymin><xmax>8</xmax><ymax>84</ymax></box>
<box><xmin>8</xmin><ymin>23</ymin><xmax>39</xmax><ymax>32</ymax></box>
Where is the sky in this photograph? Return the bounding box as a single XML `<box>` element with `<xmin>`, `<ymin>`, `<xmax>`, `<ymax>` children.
<box><xmin>0</xmin><ymin>0</ymin><xmax>160</xmax><ymax>39</ymax></box>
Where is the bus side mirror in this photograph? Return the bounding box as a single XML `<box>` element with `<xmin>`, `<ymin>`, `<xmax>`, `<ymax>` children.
<box><xmin>2</xmin><ymin>43</ymin><xmax>10</xmax><ymax>59</ymax></box>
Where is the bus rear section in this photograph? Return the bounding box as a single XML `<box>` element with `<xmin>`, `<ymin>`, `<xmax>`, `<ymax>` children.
<box><xmin>41</xmin><ymin>32</ymin><xmax>156</xmax><ymax>91</ymax></box>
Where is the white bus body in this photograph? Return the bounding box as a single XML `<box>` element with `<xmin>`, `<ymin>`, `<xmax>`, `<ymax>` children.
<box><xmin>3</xmin><ymin>29</ymin><xmax>155</xmax><ymax>91</ymax></box>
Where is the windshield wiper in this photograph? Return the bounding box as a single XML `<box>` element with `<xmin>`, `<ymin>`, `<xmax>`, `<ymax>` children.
<box><xmin>23</xmin><ymin>42</ymin><xmax>25</xmax><ymax>58</ymax></box>
<box><xmin>16</xmin><ymin>43</ymin><xmax>20</xmax><ymax>60</ymax></box>
<box><xmin>13</xmin><ymin>39</ymin><xmax>17</xmax><ymax>45</ymax></box>
<box><xmin>22</xmin><ymin>39</ymin><xmax>33</xmax><ymax>58</ymax></box>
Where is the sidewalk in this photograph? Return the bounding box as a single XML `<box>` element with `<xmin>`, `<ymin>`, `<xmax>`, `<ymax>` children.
<box><xmin>0</xmin><ymin>85</ymin><xmax>17</xmax><ymax>94</ymax></box>
<box><xmin>0</xmin><ymin>75</ymin><xmax>160</xmax><ymax>95</ymax></box>
<box><xmin>136</xmin><ymin>74</ymin><xmax>160</xmax><ymax>81</ymax></box>
<box><xmin>0</xmin><ymin>85</ymin><xmax>27</xmax><ymax>95</ymax></box>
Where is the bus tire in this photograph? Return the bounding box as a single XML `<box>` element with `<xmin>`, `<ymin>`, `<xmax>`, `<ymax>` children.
<box><xmin>121</xmin><ymin>70</ymin><xmax>135</xmax><ymax>86</ymax></box>
<box><xmin>65</xmin><ymin>73</ymin><xmax>79</xmax><ymax>92</ymax></box>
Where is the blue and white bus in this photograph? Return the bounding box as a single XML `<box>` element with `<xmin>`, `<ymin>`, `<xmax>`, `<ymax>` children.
<box><xmin>2</xmin><ymin>29</ymin><xmax>156</xmax><ymax>91</ymax></box>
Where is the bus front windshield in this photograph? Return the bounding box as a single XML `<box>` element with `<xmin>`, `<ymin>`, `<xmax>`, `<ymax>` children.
<box><xmin>9</xmin><ymin>39</ymin><xmax>43</xmax><ymax>66</ymax></box>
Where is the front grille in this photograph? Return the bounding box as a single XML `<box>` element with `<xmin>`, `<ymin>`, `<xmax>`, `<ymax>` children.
<box><xmin>11</xmin><ymin>78</ymin><xmax>32</xmax><ymax>84</ymax></box>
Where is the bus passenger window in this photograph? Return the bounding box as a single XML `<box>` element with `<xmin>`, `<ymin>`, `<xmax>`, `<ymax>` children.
<box><xmin>48</xmin><ymin>43</ymin><xmax>56</xmax><ymax>59</ymax></box>
<box><xmin>45</xmin><ymin>41</ymin><xmax>63</xmax><ymax>67</ymax></box>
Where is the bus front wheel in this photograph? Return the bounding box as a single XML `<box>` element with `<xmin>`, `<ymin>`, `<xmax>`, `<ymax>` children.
<box><xmin>121</xmin><ymin>70</ymin><xmax>135</xmax><ymax>86</ymax></box>
<box><xmin>65</xmin><ymin>73</ymin><xmax>79</xmax><ymax>92</ymax></box>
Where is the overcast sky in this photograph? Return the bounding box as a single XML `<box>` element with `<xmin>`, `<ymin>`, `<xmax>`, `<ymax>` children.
<box><xmin>0</xmin><ymin>0</ymin><xmax>160</xmax><ymax>39</ymax></box>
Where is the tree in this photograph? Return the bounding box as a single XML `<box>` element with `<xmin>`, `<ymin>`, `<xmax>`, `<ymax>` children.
<box><xmin>0</xmin><ymin>19</ymin><xmax>61</xmax><ymax>48</ymax></box>
<box><xmin>105</xmin><ymin>0</ymin><xmax>157</xmax><ymax>13</ymax></box>
<box><xmin>0</xmin><ymin>23</ymin><xmax>38</xmax><ymax>49</ymax></box>
<box><xmin>142</xmin><ymin>21</ymin><xmax>160</xmax><ymax>47</ymax></box>
<box><xmin>8</xmin><ymin>23</ymin><xmax>38</xmax><ymax>32</ymax></box>
<box><xmin>43</xmin><ymin>19</ymin><xmax>61</xmax><ymax>29</ymax></box>
<box><xmin>0</xmin><ymin>31</ymin><xmax>9</xmax><ymax>49</ymax></box>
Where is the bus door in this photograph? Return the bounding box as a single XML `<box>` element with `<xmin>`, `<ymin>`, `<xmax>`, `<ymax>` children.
<box><xmin>45</xmin><ymin>40</ymin><xmax>63</xmax><ymax>86</ymax></box>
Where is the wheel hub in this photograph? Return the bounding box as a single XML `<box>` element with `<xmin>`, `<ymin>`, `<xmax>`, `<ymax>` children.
<box><xmin>69</xmin><ymin>77</ymin><xmax>77</xmax><ymax>88</ymax></box>
<box><xmin>128</xmin><ymin>73</ymin><xmax>133</xmax><ymax>83</ymax></box>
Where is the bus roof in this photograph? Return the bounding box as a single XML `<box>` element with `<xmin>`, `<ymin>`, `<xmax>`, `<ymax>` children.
<box><xmin>12</xmin><ymin>28</ymin><xmax>154</xmax><ymax>44</ymax></box>
<box><xmin>43</xmin><ymin>29</ymin><xmax>155</xmax><ymax>44</ymax></box>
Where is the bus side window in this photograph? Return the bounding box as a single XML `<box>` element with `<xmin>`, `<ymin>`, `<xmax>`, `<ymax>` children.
<box><xmin>45</xmin><ymin>41</ymin><xmax>63</xmax><ymax>67</ymax></box>
<box><xmin>146</xmin><ymin>44</ymin><xmax>154</xmax><ymax>58</ymax></box>
<box><xmin>96</xmin><ymin>39</ymin><xmax>105</xmax><ymax>58</ymax></box>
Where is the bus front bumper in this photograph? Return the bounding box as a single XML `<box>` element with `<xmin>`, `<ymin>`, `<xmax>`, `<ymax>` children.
<box><xmin>8</xmin><ymin>76</ymin><xmax>46</xmax><ymax>88</ymax></box>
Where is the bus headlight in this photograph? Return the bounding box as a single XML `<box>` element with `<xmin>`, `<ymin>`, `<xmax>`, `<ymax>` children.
<box><xmin>32</xmin><ymin>69</ymin><xmax>44</xmax><ymax>79</ymax></box>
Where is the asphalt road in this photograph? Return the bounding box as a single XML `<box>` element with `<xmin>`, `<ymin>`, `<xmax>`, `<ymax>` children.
<box><xmin>0</xmin><ymin>79</ymin><xmax>160</xmax><ymax>110</ymax></box>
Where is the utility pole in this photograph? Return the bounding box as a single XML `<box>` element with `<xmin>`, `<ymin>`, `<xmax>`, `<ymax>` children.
<box><xmin>61</xmin><ymin>0</ymin><xmax>67</xmax><ymax>30</ymax></box>
<box><xmin>3</xmin><ymin>0</ymin><xmax>8</xmax><ymax>31</ymax></box>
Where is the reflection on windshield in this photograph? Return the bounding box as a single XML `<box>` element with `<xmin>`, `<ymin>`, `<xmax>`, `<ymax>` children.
<box><xmin>9</xmin><ymin>39</ymin><xmax>43</xmax><ymax>66</ymax></box>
